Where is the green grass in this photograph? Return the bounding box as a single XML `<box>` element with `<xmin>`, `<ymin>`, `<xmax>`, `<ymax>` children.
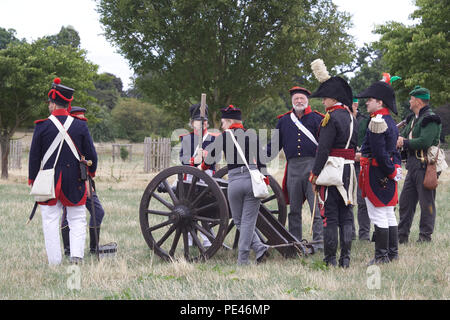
<box><xmin>1</xmin><ymin>158</ymin><xmax>449</xmax><ymax>300</ymax></box>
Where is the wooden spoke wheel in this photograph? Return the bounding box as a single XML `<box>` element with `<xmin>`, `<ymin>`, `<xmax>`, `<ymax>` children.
<box><xmin>212</xmin><ymin>166</ymin><xmax>287</xmax><ymax>248</ymax></box>
<box><xmin>139</xmin><ymin>166</ymin><xmax>229</xmax><ymax>261</ymax></box>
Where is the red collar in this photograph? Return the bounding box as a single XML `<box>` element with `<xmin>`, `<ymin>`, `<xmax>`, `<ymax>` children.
<box><xmin>292</xmin><ymin>105</ymin><xmax>312</xmax><ymax>118</ymax></box>
<box><xmin>229</xmin><ymin>123</ymin><xmax>244</xmax><ymax>130</ymax></box>
<box><xmin>326</xmin><ymin>104</ymin><xmax>346</xmax><ymax>112</ymax></box>
<box><xmin>304</xmin><ymin>105</ymin><xmax>312</xmax><ymax>115</ymax></box>
<box><xmin>371</xmin><ymin>108</ymin><xmax>390</xmax><ymax>117</ymax></box>
<box><xmin>51</xmin><ymin>108</ymin><xmax>69</xmax><ymax>116</ymax></box>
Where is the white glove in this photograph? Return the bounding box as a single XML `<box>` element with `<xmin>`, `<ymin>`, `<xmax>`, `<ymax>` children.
<box><xmin>393</xmin><ymin>167</ymin><xmax>403</xmax><ymax>181</ymax></box>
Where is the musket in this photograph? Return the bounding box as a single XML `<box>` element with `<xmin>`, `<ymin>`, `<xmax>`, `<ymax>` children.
<box><xmin>81</xmin><ymin>156</ymin><xmax>100</xmax><ymax>261</ymax></box>
<box><xmin>198</xmin><ymin>93</ymin><xmax>207</xmax><ymax>153</ymax></box>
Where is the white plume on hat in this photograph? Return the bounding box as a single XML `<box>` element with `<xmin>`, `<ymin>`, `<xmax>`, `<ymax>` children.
<box><xmin>311</xmin><ymin>59</ymin><xmax>331</xmax><ymax>83</ymax></box>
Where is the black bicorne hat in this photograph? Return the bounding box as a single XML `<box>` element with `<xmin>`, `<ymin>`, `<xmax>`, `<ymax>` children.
<box><xmin>48</xmin><ymin>77</ymin><xmax>74</xmax><ymax>108</ymax></box>
<box><xmin>189</xmin><ymin>103</ymin><xmax>208</xmax><ymax>120</ymax></box>
<box><xmin>220</xmin><ymin>105</ymin><xmax>242</xmax><ymax>120</ymax></box>
<box><xmin>310</xmin><ymin>77</ymin><xmax>354</xmax><ymax>111</ymax></box>
<box><xmin>289</xmin><ymin>86</ymin><xmax>311</xmax><ymax>97</ymax></box>
<box><xmin>357</xmin><ymin>81</ymin><xmax>397</xmax><ymax>114</ymax></box>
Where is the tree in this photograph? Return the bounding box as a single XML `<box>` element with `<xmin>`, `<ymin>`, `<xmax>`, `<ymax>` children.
<box><xmin>112</xmin><ymin>98</ymin><xmax>185</xmax><ymax>142</ymax></box>
<box><xmin>89</xmin><ymin>72</ymin><xmax>123</xmax><ymax>110</ymax></box>
<box><xmin>0</xmin><ymin>27</ymin><xmax>23</xmax><ymax>49</ymax></box>
<box><xmin>0</xmin><ymin>38</ymin><xmax>98</xmax><ymax>179</ymax></box>
<box><xmin>42</xmin><ymin>25</ymin><xmax>81</xmax><ymax>48</ymax></box>
<box><xmin>374</xmin><ymin>0</ymin><xmax>449</xmax><ymax>106</ymax></box>
<box><xmin>97</xmin><ymin>0</ymin><xmax>355</xmax><ymax>127</ymax></box>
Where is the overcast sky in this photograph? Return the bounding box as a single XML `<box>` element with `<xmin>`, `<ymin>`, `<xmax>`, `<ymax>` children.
<box><xmin>0</xmin><ymin>0</ymin><xmax>417</xmax><ymax>90</ymax></box>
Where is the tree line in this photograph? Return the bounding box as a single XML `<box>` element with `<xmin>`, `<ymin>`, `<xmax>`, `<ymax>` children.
<box><xmin>0</xmin><ymin>0</ymin><xmax>448</xmax><ymax>179</ymax></box>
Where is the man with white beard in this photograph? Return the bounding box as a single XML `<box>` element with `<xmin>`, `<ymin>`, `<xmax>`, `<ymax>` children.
<box><xmin>265</xmin><ymin>87</ymin><xmax>324</xmax><ymax>251</ymax></box>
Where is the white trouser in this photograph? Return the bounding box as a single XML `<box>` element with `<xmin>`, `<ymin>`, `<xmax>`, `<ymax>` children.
<box><xmin>364</xmin><ymin>197</ymin><xmax>397</xmax><ymax>229</ymax></box>
<box><xmin>40</xmin><ymin>201</ymin><xmax>86</xmax><ymax>265</ymax></box>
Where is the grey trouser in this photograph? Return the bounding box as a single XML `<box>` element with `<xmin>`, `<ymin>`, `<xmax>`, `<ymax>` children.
<box><xmin>353</xmin><ymin>164</ymin><xmax>370</xmax><ymax>240</ymax></box>
<box><xmin>287</xmin><ymin>157</ymin><xmax>323</xmax><ymax>245</ymax></box>
<box><xmin>398</xmin><ymin>156</ymin><xmax>437</xmax><ymax>241</ymax></box>
<box><xmin>228</xmin><ymin>167</ymin><xmax>267</xmax><ymax>265</ymax></box>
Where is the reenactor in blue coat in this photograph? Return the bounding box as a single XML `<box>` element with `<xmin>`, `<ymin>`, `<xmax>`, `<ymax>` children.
<box><xmin>357</xmin><ymin>79</ymin><xmax>402</xmax><ymax>264</ymax></box>
<box><xmin>396</xmin><ymin>86</ymin><xmax>443</xmax><ymax>243</ymax></box>
<box><xmin>28</xmin><ymin>78</ymin><xmax>98</xmax><ymax>265</ymax></box>
<box><xmin>308</xmin><ymin>59</ymin><xmax>357</xmax><ymax>268</ymax></box>
<box><xmin>178</xmin><ymin>103</ymin><xmax>219</xmax><ymax>247</ymax></box>
<box><xmin>179</xmin><ymin>103</ymin><xmax>218</xmax><ymax>176</ymax></box>
<box><xmin>265</xmin><ymin>86</ymin><xmax>324</xmax><ymax>250</ymax></box>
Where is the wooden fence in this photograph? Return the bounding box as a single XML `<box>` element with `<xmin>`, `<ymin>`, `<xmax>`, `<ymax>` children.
<box><xmin>144</xmin><ymin>137</ymin><xmax>171</xmax><ymax>172</ymax></box>
<box><xmin>0</xmin><ymin>140</ymin><xmax>23</xmax><ymax>169</ymax></box>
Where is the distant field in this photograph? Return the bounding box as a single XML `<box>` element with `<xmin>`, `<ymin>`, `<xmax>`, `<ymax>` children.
<box><xmin>0</xmin><ymin>140</ymin><xmax>448</xmax><ymax>300</ymax></box>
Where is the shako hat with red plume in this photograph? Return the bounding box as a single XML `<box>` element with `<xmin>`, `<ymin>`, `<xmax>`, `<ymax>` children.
<box><xmin>48</xmin><ymin>77</ymin><xmax>74</xmax><ymax>109</ymax></box>
<box><xmin>220</xmin><ymin>104</ymin><xmax>242</xmax><ymax>120</ymax></box>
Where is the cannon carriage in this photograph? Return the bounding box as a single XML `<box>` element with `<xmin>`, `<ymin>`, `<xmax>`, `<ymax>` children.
<box><xmin>139</xmin><ymin>165</ymin><xmax>317</xmax><ymax>262</ymax></box>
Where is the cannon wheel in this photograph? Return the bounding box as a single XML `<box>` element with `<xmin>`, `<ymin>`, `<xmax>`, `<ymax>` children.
<box><xmin>139</xmin><ymin>166</ymin><xmax>229</xmax><ymax>262</ymax></box>
<box><xmin>213</xmin><ymin>166</ymin><xmax>287</xmax><ymax>225</ymax></box>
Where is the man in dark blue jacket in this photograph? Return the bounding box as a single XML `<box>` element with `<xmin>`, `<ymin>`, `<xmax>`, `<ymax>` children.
<box><xmin>357</xmin><ymin>80</ymin><xmax>402</xmax><ymax>264</ymax></box>
<box><xmin>28</xmin><ymin>78</ymin><xmax>97</xmax><ymax>265</ymax></box>
<box><xmin>265</xmin><ymin>86</ymin><xmax>324</xmax><ymax>250</ymax></box>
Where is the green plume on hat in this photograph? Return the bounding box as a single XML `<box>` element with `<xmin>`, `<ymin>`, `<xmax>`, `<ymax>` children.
<box><xmin>409</xmin><ymin>85</ymin><xmax>430</xmax><ymax>100</ymax></box>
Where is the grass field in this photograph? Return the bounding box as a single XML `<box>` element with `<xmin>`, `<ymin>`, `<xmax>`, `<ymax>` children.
<box><xmin>0</xmin><ymin>141</ymin><xmax>449</xmax><ymax>300</ymax></box>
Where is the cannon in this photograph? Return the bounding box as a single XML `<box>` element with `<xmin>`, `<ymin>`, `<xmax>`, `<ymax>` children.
<box><xmin>139</xmin><ymin>165</ymin><xmax>317</xmax><ymax>262</ymax></box>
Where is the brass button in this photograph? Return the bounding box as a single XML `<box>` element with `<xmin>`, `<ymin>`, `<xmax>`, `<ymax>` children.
<box><xmin>66</xmin><ymin>164</ymin><xmax>70</xmax><ymax>168</ymax></box>
<box><xmin>298</xmin><ymin>139</ymin><xmax>301</xmax><ymax>142</ymax></box>
<box><xmin>298</xmin><ymin>133</ymin><xmax>301</xmax><ymax>136</ymax></box>
<box><xmin>297</xmin><ymin>146</ymin><xmax>300</xmax><ymax>148</ymax></box>
<box><xmin>298</xmin><ymin>153</ymin><xmax>301</xmax><ymax>156</ymax></box>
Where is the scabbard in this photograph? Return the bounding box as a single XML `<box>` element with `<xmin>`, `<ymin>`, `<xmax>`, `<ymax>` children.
<box><xmin>26</xmin><ymin>202</ymin><xmax>38</xmax><ymax>225</ymax></box>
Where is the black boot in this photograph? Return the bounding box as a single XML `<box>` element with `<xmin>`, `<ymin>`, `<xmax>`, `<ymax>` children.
<box><xmin>323</xmin><ymin>225</ymin><xmax>338</xmax><ymax>267</ymax></box>
<box><xmin>61</xmin><ymin>226</ymin><xmax>70</xmax><ymax>257</ymax></box>
<box><xmin>339</xmin><ymin>224</ymin><xmax>353</xmax><ymax>268</ymax></box>
<box><xmin>89</xmin><ymin>227</ymin><xmax>100</xmax><ymax>254</ymax></box>
<box><xmin>368</xmin><ymin>225</ymin><xmax>390</xmax><ymax>265</ymax></box>
<box><xmin>388</xmin><ymin>226</ymin><xmax>399</xmax><ymax>261</ymax></box>
<box><xmin>398</xmin><ymin>232</ymin><xmax>408</xmax><ymax>244</ymax></box>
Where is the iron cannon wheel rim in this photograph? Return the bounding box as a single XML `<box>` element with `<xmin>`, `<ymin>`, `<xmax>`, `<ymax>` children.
<box><xmin>139</xmin><ymin>166</ymin><xmax>229</xmax><ymax>262</ymax></box>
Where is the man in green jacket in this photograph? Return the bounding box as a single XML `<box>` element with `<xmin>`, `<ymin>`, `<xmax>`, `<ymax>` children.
<box><xmin>396</xmin><ymin>86</ymin><xmax>442</xmax><ymax>243</ymax></box>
